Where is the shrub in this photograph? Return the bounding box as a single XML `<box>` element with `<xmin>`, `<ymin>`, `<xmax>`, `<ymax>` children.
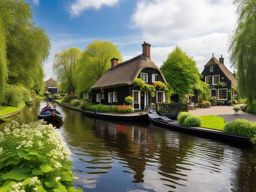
<box><xmin>199</xmin><ymin>100</ymin><xmax>211</xmax><ymax>108</ymax></box>
<box><xmin>2</xmin><ymin>84</ymin><xmax>23</xmax><ymax>107</ymax></box>
<box><xmin>80</xmin><ymin>101</ymin><xmax>87</xmax><ymax>110</ymax></box>
<box><xmin>0</xmin><ymin>121</ymin><xmax>81</xmax><ymax>192</ymax></box>
<box><xmin>177</xmin><ymin>112</ymin><xmax>192</xmax><ymax>125</ymax></box>
<box><xmin>251</xmin><ymin>135</ymin><xmax>256</xmax><ymax>144</ymax></box>
<box><xmin>240</xmin><ymin>104</ymin><xmax>247</xmax><ymax>112</ymax></box>
<box><xmin>217</xmin><ymin>100</ymin><xmax>225</xmax><ymax>106</ymax></box>
<box><xmin>125</xmin><ymin>96</ymin><xmax>134</xmax><ymax>105</ymax></box>
<box><xmin>233</xmin><ymin>106</ymin><xmax>240</xmax><ymax>113</ymax></box>
<box><xmin>85</xmin><ymin>104</ymin><xmax>111</xmax><ymax>113</ymax></box>
<box><xmin>133</xmin><ymin>78</ymin><xmax>145</xmax><ymax>88</ymax></box>
<box><xmin>209</xmin><ymin>97</ymin><xmax>217</xmax><ymax>106</ymax></box>
<box><xmin>224</xmin><ymin>119</ymin><xmax>256</xmax><ymax>138</ymax></box>
<box><xmin>246</xmin><ymin>104</ymin><xmax>256</xmax><ymax>114</ymax></box>
<box><xmin>184</xmin><ymin>116</ymin><xmax>202</xmax><ymax>127</ymax></box>
<box><xmin>113</xmin><ymin>105</ymin><xmax>134</xmax><ymax>113</ymax></box>
<box><xmin>70</xmin><ymin>99</ymin><xmax>81</xmax><ymax>107</ymax></box>
<box><xmin>62</xmin><ymin>95</ymin><xmax>74</xmax><ymax>103</ymax></box>
<box><xmin>153</xmin><ymin>81</ymin><xmax>168</xmax><ymax>91</ymax></box>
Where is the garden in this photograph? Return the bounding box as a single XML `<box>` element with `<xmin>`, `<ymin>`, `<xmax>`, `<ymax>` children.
<box><xmin>0</xmin><ymin>121</ymin><xmax>81</xmax><ymax>192</ymax></box>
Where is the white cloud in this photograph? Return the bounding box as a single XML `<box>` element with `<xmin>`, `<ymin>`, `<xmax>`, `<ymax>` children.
<box><xmin>32</xmin><ymin>0</ymin><xmax>39</xmax><ymax>5</ymax></box>
<box><xmin>69</xmin><ymin>0</ymin><xmax>119</xmax><ymax>17</ymax></box>
<box><xmin>130</xmin><ymin>0</ymin><xmax>236</xmax><ymax>72</ymax></box>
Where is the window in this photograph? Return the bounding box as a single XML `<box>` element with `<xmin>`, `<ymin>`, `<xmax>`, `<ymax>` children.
<box><xmin>210</xmin><ymin>66</ymin><xmax>214</xmax><ymax>72</ymax></box>
<box><xmin>140</xmin><ymin>73</ymin><xmax>148</xmax><ymax>82</ymax></box>
<box><xmin>212</xmin><ymin>75</ymin><xmax>220</xmax><ymax>85</ymax></box>
<box><xmin>211</xmin><ymin>89</ymin><xmax>217</xmax><ymax>98</ymax></box>
<box><xmin>108</xmin><ymin>92</ymin><xmax>113</xmax><ymax>103</ymax></box>
<box><xmin>96</xmin><ymin>93</ymin><xmax>101</xmax><ymax>103</ymax></box>
<box><xmin>205</xmin><ymin>76</ymin><xmax>212</xmax><ymax>85</ymax></box>
<box><xmin>113</xmin><ymin>92</ymin><xmax>118</xmax><ymax>102</ymax></box>
<box><xmin>133</xmin><ymin>90</ymin><xmax>140</xmax><ymax>104</ymax></box>
<box><xmin>156</xmin><ymin>91</ymin><xmax>165</xmax><ymax>103</ymax></box>
<box><xmin>152</xmin><ymin>74</ymin><xmax>159</xmax><ymax>82</ymax></box>
<box><xmin>218</xmin><ymin>88</ymin><xmax>228</xmax><ymax>100</ymax></box>
<box><xmin>101</xmin><ymin>93</ymin><xmax>105</xmax><ymax>99</ymax></box>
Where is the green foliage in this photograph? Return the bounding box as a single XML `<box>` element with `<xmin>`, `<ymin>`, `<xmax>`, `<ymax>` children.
<box><xmin>198</xmin><ymin>100</ymin><xmax>211</xmax><ymax>108</ymax></box>
<box><xmin>224</xmin><ymin>119</ymin><xmax>256</xmax><ymax>139</ymax></box>
<box><xmin>195</xmin><ymin>81</ymin><xmax>210</xmax><ymax>101</ymax></box>
<box><xmin>161</xmin><ymin>47</ymin><xmax>201</xmax><ymax>102</ymax></box>
<box><xmin>113</xmin><ymin>105</ymin><xmax>134</xmax><ymax>113</ymax></box>
<box><xmin>246</xmin><ymin>103</ymin><xmax>256</xmax><ymax>114</ymax></box>
<box><xmin>84</xmin><ymin>103</ymin><xmax>134</xmax><ymax>113</ymax></box>
<box><xmin>2</xmin><ymin>85</ymin><xmax>23</xmax><ymax>107</ymax></box>
<box><xmin>125</xmin><ymin>96</ymin><xmax>133</xmax><ymax>105</ymax></box>
<box><xmin>79</xmin><ymin>101</ymin><xmax>87</xmax><ymax>110</ymax></box>
<box><xmin>0</xmin><ymin>121</ymin><xmax>81</xmax><ymax>192</ymax></box>
<box><xmin>184</xmin><ymin>116</ymin><xmax>202</xmax><ymax>127</ymax></box>
<box><xmin>233</xmin><ymin>106</ymin><xmax>240</xmax><ymax>113</ymax></box>
<box><xmin>0</xmin><ymin>20</ymin><xmax>7</xmax><ymax>103</ymax></box>
<box><xmin>62</xmin><ymin>95</ymin><xmax>76</xmax><ymax>104</ymax></box>
<box><xmin>75</xmin><ymin>40</ymin><xmax>122</xmax><ymax>94</ymax></box>
<box><xmin>177</xmin><ymin>112</ymin><xmax>192</xmax><ymax>125</ymax></box>
<box><xmin>70</xmin><ymin>99</ymin><xmax>81</xmax><ymax>107</ymax></box>
<box><xmin>216</xmin><ymin>82</ymin><xmax>227</xmax><ymax>88</ymax></box>
<box><xmin>230</xmin><ymin>0</ymin><xmax>256</xmax><ymax>103</ymax></box>
<box><xmin>53</xmin><ymin>48</ymin><xmax>82</xmax><ymax>94</ymax></box>
<box><xmin>133</xmin><ymin>78</ymin><xmax>145</xmax><ymax>88</ymax></box>
<box><xmin>153</xmin><ymin>81</ymin><xmax>168</xmax><ymax>91</ymax></box>
<box><xmin>209</xmin><ymin>97</ymin><xmax>217</xmax><ymax>106</ymax></box>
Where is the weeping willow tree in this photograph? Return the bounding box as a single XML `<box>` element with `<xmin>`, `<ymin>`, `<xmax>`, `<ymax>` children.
<box><xmin>0</xmin><ymin>20</ymin><xmax>7</xmax><ymax>102</ymax></box>
<box><xmin>53</xmin><ymin>48</ymin><xmax>82</xmax><ymax>94</ymax></box>
<box><xmin>230</xmin><ymin>0</ymin><xmax>256</xmax><ymax>103</ymax></box>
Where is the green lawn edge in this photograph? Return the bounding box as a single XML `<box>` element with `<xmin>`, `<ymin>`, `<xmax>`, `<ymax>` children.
<box><xmin>199</xmin><ymin>115</ymin><xmax>225</xmax><ymax>131</ymax></box>
<box><xmin>0</xmin><ymin>102</ymin><xmax>25</xmax><ymax>118</ymax></box>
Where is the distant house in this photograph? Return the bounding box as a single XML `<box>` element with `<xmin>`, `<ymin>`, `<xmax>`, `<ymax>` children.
<box><xmin>201</xmin><ymin>55</ymin><xmax>237</xmax><ymax>104</ymax></box>
<box><xmin>45</xmin><ymin>78</ymin><xmax>59</xmax><ymax>94</ymax></box>
<box><xmin>91</xmin><ymin>42</ymin><xmax>167</xmax><ymax>110</ymax></box>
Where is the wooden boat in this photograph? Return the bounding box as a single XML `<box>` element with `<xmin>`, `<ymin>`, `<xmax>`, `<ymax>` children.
<box><xmin>148</xmin><ymin>108</ymin><xmax>252</xmax><ymax>146</ymax></box>
<box><xmin>38</xmin><ymin>109</ymin><xmax>63</xmax><ymax>128</ymax></box>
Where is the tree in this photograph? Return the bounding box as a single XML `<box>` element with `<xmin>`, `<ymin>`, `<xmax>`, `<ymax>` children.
<box><xmin>53</xmin><ymin>48</ymin><xmax>82</xmax><ymax>94</ymax></box>
<box><xmin>230</xmin><ymin>0</ymin><xmax>256</xmax><ymax>103</ymax></box>
<box><xmin>0</xmin><ymin>20</ymin><xmax>7</xmax><ymax>102</ymax></box>
<box><xmin>160</xmin><ymin>47</ymin><xmax>202</xmax><ymax>102</ymax></box>
<box><xmin>75</xmin><ymin>40</ymin><xmax>122</xmax><ymax>94</ymax></box>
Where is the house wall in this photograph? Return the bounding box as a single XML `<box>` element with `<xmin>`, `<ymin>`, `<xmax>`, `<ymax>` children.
<box><xmin>201</xmin><ymin>64</ymin><xmax>232</xmax><ymax>103</ymax></box>
<box><xmin>139</xmin><ymin>68</ymin><xmax>164</xmax><ymax>84</ymax></box>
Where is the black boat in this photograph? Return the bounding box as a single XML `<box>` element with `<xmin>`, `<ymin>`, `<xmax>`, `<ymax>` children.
<box><xmin>38</xmin><ymin>108</ymin><xmax>63</xmax><ymax>128</ymax></box>
<box><xmin>148</xmin><ymin>108</ymin><xmax>252</xmax><ymax>146</ymax></box>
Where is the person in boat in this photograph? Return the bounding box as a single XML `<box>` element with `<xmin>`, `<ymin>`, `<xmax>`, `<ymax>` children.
<box><xmin>42</xmin><ymin>101</ymin><xmax>52</xmax><ymax>112</ymax></box>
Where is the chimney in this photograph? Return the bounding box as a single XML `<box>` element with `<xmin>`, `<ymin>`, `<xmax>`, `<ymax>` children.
<box><xmin>142</xmin><ymin>42</ymin><xmax>151</xmax><ymax>58</ymax></box>
<box><xmin>219</xmin><ymin>55</ymin><xmax>224</xmax><ymax>64</ymax></box>
<box><xmin>111</xmin><ymin>58</ymin><xmax>119</xmax><ymax>68</ymax></box>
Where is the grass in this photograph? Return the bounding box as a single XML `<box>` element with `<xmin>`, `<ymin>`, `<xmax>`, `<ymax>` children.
<box><xmin>0</xmin><ymin>103</ymin><xmax>25</xmax><ymax>118</ymax></box>
<box><xmin>199</xmin><ymin>115</ymin><xmax>225</xmax><ymax>131</ymax></box>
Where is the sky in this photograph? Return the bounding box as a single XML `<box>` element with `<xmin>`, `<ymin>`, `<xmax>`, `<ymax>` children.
<box><xmin>26</xmin><ymin>0</ymin><xmax>238</xmax><ymax>80</ymax></box>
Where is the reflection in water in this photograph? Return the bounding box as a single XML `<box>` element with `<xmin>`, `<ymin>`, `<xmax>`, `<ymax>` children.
<box><xmin>61</xmin><ymin>109</ymin><xmax>256</xmax><ymax>192</ymax></box>
<box><xmin>1</xmin><ymin>101</ymin><xmax>256</xmax><ymax>192</ymax></box>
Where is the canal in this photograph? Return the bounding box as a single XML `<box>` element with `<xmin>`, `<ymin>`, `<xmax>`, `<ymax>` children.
<box><xmin>3</xmin><ymin>100</ymin><xmax>256</xmax><ymax>192</ymax></box>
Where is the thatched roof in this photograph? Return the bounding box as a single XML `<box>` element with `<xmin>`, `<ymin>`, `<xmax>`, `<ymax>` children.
<box><xmin>45</xmin><ymin>78</ymin><xmax>58</xmax><ymax>88</ymax></box>
<box><xmin>205</xmin><ymin>57</ymin><xmax>237</xmax><ymax>87</ymax></box>
<box><xmin>92</xmin><ymin>54</ymin><xmax>167</xmax><ymax>89</ymax></box>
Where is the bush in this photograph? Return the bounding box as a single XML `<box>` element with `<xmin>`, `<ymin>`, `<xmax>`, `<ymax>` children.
<box><xmin>79</xmin><ymin>101</ymin><xmax>87</xmax><ymax>110</ymax></box>
<box><xmin>85</xmin><ymin>104</ymin><xmax>111</xmax><ymax>113</ymax></box>
<box><xmin>184</xmin><ymin>116</ymin><xmax>202</xmax><ymax>127</ymax></box>
<box><xmin>0</xmin><ymin>121</ymin><xmax>81</xmax><ymax>192</ymax></box>
<box><xmin>199</xmin><ymin>100</ymin><xmax>211</xmax><ymax>108</ymax></box>
<box><xmin>233</xmin><ymin>106</ymin><xmax>240</xmax><ymax>113</ymax></box>
<box><xmin>251</xmin><ymin>135</ymin><xmax>256</xmax><ymax>144</ymax></box>
<box><xmin>2</xmin><ymin>84</ymin><xmax>23</xmax><ymax>107</ymax></box>
<box><xmin>224</xmin><ymin>119</ymin><xmax>256</xmax><ymax>138</ymax></box>
<box><xmin>240</xmin><ymin>104</ymin><xmax>247</xmax><ymax>112</ymax></box>
<box><xmin>125</xmin><ymin>96</ymin><xmax>134</xmax><ymax>105</ymax></box>
<box><xmin>246</xmin><ymin>104</ymin><xmax>256</xmax><ymax>114</ymax></box>
<box><xmin>217</xmin><ymin>100</ymin><xmax>225</xmax><ymax>106</ymax></box>
<box><xmin>153</xmin><ymin>81</ymin><xmax>168</xmax><ymax>91</ymax></box>
<box><xmin>113</xmin><ymin>105</ymin><xmax>134</xmax><ymax>113</ymax></box>
<box><xmin>62</xmin><ymin>95</ymin><xmax>75</xmax><ymax>103</ymax></box>
<box><xmin>133</xmin><ymin>78</ymin><xmax>145</xmax><ymax>88</ymax></box>
<box><xmin>177</xmin><ymin>112</ymin><xmax>192</xmax><ymax>125</ymax></box>
<box><xmin>209</xmin><ymin>97</ymin><xmax>217</xmax><ymax>106</ymax></box>
<box><xmin>70</xmin><ymin>99</ymin><xmax>81</xmax><ymax>107</ymax></box>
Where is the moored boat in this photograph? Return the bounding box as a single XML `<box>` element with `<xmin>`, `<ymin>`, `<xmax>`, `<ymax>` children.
<box><xmin>38</xmin><ymin>109</ymin><xmax>63</xmax><ymax>128</ymax></box>
<box><xmin>148</xmin><ymin>108</ymin><xmax>252</xmax><ymax>146</ymax></box>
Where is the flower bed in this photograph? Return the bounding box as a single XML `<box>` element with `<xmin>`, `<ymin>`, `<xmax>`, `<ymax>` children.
<box><xmin>0</xmin><ymin>121</ymin><xmax>81</xmax><ymax>192</ymax></box>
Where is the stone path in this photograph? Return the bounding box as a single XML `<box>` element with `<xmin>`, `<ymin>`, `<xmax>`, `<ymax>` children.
<box><xmin>189</xmin><ymin>106</ymin><xmax>256</xmax><ymax>122</ymax></box>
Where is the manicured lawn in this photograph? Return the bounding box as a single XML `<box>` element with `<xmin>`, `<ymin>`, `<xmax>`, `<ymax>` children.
<box><xmin>0</xmin><ymin>103</ymin><xmax>25</xmax><ymax>117</ymax></box>
<box><xmin>199</xmin><ymin>115</ymin><xmax>225</xmax><ymax>131</ymax></box>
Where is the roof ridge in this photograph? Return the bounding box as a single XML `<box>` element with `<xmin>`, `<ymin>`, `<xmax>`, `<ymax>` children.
<box><xmin>109</xmin><ymin>54</ymin><xmax>145</xmax><ymax>70</ymax></box>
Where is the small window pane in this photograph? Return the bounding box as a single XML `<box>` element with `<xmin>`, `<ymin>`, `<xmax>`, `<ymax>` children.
<box><xmin>211</xmin><ymin>89</ymin><xmax>217</xmax><ymax>97</ymax></box>
<box><xmin>113</xmin><ymin>92</ymin><xmax>118</xmax><ymax>102</ymax></box>
<box><xmin>156</xmin><ymin>91</ymin><xmax>165</xmax><ymax>103</ymax></box>
<box><xmin>133</xmin><ymin>91</ymin><xmax>139</xmax><ymax>104</ymax></box>
<box><xmin>213</xmin><ymin>75</ymin><xmax>220</xmax><ymax>85</ymax></box>
<box><xmin>205</xmin><ymin>76</ymin><xmax>212</xmax><ymax>84</ymax></box>
<box><xmin>140</xmin><ymin>73</ymin><xmax>148</xmax><ymax>82</ymax></box>
<box><xmin>210</xmin><ymin>66</ymin><xmax>214</xmax><ymax>72</ymax></box>
<box><xmin>108</xmin><ymin>92</ymin><xmax>113</xmax><ymax>103</ymax></box>
<box><xmin>219</xmin><ymin>89</ymin><xmax>228</xmax><ymax>100</ymax></box>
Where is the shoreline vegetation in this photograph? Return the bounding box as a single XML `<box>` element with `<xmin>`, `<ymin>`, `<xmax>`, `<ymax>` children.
<box><xmin>0</xmin><ymin>121</ymin><xmax>81</xmax><ymax>192</ymax></box>
<box><xmin>0</xmin><ymin>103</ymin><xmax>25</xmax><ymax>119</ymax></box>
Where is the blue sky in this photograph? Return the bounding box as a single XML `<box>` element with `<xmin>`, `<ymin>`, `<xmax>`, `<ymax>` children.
<box><xmin>26</xmin><ymin>0</ymin><xmax>237</xmax><ymax>79</ymax></box>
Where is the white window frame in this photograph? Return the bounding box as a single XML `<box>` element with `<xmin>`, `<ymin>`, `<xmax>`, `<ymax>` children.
<box><xmin>210</xmin><ymin>66</ymin><xmax>214</xmax><ymax>72</ymax></box>
<box><xmin>210</xmin><ymin>88</ymin><xmax>218</xmax><ymax>98</ymax></box>
<box><xmin>218</xmin><ymin>88</ymin><xmax>228</xmax><ymax>100</ymax></box>
<box><xmin>152</xmin><ymin>74</ymin><xmax>159</xmax><ymax>82</ymax></box>
<box><xmin>212</xmin><ymin>75</ymin><xmax>220</xmax><ymax>85</ymax></box>
<box><xmin>140</xmin><ymin>73</ymin><xmax>148</xmax><ymax>82</ymax></box>
<box><xmin>156</xmin><ymin>91</ymin><xmax>165</xmax><ymax>104</ymax></box>
<box><xmin>108</xmin><ymin>92</ymin><xmax>113</xmax><ymax>103</ymax></box>
<box><xmin>113</xmin><ymin>92</ymin><xmax>118</xmax><ymax>102</ymax></box>
<box><xmin>132</xmin><ymin>90</ymin><xmax>141</xmax><ymax>110</ymax></box>
<box><xmin>96</xmin><ymin>93</ymin><xmax>101</xmax><ymax>103</ymax></box>
<box><xmin>205</xmin><ymin>75</ymin><xmax>212</xmax><ymax>85</ymax></box>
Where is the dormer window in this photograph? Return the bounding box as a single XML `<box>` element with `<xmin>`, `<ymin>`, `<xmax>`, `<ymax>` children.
<box><xmin>210</xmin><ymin>66</ymin><xmax>214</xmax><ymax>72</ymax></box>
<box><xmin>212</xmin><ymin>75</ymin><xmax>220</xmax><ymax>85</ymax></box>
<box><xmin>140</xmin><ymin>73</ymin><xmax>148</xmax><ymax>82</ymax></box>
<box><xmin>205</xmin><ymin>76</ymin><xmax>212</xmax><ymax>85</ymax></box>
<box><xmin>152</xmin><ymin>74</ymin><xmax>159</xmax><ymax>82</ymax></box>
